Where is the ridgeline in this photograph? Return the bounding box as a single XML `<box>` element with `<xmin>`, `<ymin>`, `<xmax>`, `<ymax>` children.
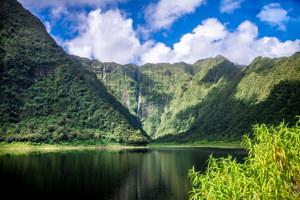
<box><xmin>73</xmin><ymin>52</ymin><xmax>300</xmax><ymax>142</ymax></box>
<box><xmin>0</xmin><ymin>0</ymin><xmax>149</xmax><ymax>144</ymax></box>
<box><xmin>0</xmin><ymin>0</ymin><xmax>300</xmax><ymax>144</ymax></box>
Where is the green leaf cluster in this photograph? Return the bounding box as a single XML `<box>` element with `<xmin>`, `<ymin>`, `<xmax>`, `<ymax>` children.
<box><xmin>188</xmin><ymin>119</ymin><xmax>300</xmax><ymax>199</ymax></box>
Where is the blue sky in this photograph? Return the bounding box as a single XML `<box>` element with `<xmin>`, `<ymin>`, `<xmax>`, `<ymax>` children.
<box><xmin>18</xmin><ymin>0</ymin><xmax>300</xmax><ymax>65</ymax></box>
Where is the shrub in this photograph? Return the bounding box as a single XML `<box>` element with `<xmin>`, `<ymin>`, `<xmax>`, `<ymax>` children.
<box><xmin>188</xmin><ymin>119</ymin><xmax>300</xmax><ymax>199</ymax></box>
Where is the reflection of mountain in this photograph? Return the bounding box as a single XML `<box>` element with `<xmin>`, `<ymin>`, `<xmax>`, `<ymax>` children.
<box><xmin>0</xmin><ymin>149</ymin><xmax>246</xmax><ymax>199</ymax></box>
<box><xmin>0</xmin><ymin>150</ymin><xmax>146</xmax><ymax>199</ymax></box>
<box><xmin>104</xmin><ymin>149</ymin><xmax>191</xmax><ymax>200</ymax></box>
<box><xmin>110</xmin><ymin>148</ymin><xmax>247</xmax><ymax>200</ymax></box>
<box><xmin>138</xmin><ymin>150</ymin><xmax>193</xmax><ymax>200</ymax></box>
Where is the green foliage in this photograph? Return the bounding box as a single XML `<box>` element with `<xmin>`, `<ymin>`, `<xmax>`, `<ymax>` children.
<box><xmin>188</xmin><ymin>119</ymin><xmax>300</xmax><ymax>199</ymax></box>
<box><xmin>1</xmin><ymin>0</ymin><xmax>299</xmax><ymax>144</ymax></box>
<box><xmin>154</xmin><ymin>53</ymin><xmax>300</xmax><ymax>142</ymax></box>
<box><xmin>0</xmin><ymin>0</ymin><xmax>149</xmax><ymax>144</ymax></box>
<box><xmin>74</xmin><ymin>52</ymin><xmax>300</xmax><ymax>142</ymax></box>
<box><xmin>74</xmin><ymin>55</ymin><xmax>241</xmax><ymax>138</ymax></box>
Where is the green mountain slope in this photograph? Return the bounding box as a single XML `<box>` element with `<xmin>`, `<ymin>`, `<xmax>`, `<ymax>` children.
<box><xmin>73</xmin><ymin>52</ymin><xmax>300</xmax><ymax>142</ymax></box>
<box><xmin>159</xmin><ymin>52</ymin><xmax>300</xmax><ymax>142</ymax></box>
<box><xmin>72</xmin><ymin>55</ymin><xmax>242</xmax><ymax>139</ymax></box>
<box><xmin>0</xmin><ymin>0</ymin><xmax>149</xmax><ymax>144</ymax></box>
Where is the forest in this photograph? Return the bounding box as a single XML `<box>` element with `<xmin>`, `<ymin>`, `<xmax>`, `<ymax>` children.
<box><xmin>0</xmin><ymin>0</ymin><xmax>299</xmax><ymax>199</ymax></box>
<box><xmin>0</xmin><ymin>0</ymin><xmax>300</xmax><ymax>145</ymax></box>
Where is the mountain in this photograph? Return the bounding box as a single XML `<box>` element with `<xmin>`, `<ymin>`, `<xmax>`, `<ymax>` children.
<box><xmin>73</xmin><ymin>52</ymin><xmax>300</xmax><ymax>142</ymax></box>
<box><xmin>0</xmin><ymin>0</ymin><xmax>149</xmax><ymax>144</ymax></box>
<box><xmin>167</xmin><ymin>52</ymin><xmax>300</xmax><ymax>142</ymax></box>
<box><xmin>1</xmin><ymin>0</ymin><xmax>299</xmax><ymax>144</ymax></box>
<box><xmin>72</xmin><ymin>55</ymin><xmax>241</xmax><ymax>139</ymax></box>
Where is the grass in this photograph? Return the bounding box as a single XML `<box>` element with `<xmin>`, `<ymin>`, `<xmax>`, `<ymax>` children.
<box><xmin>188</xmin><ymin>119</ymin><xmax>300</xmax><ymax>199</ymax></box>
<box><xmin>0</xmin><ymin>140</ymin><xmax>241</xmax><ymax>152</ymax></box>
<box><xmin>0</xmin><ymin>141</ymin><xmax>148</xmax><ymax>156</ymax></box>
<box><xmin>0</xmin><ymin>139</ymin><xmax>242</xmax><ymax>156</ymax></box>
<box><xmin>148</xmin><ymin>141</ymin><xmax>242</xmax><ymax>149</ymax></box>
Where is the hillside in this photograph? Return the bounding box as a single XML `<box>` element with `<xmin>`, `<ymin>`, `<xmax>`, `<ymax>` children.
<box><xmin>0</xmin><ymin>0</ymin><xmax>149</xmax><ymax>144</ymax></box>
<box><xmin>73</xmin><ymin>52</ymin><xmax>300</xmax><ymax>142</ymax></box>
<box><xmin>174</xmin><ymin>52</ymin><xmax>300</xmax><ymax>142</ymax></box>
<box><xmin>1</xmin><ymin>0</ymin><xmax>299</xmax><ymax>144</ymax></box>
<box><xmin>72</xmin><ymin>55</ymin><xmax>241</xmax><ymax>139</ymax></box>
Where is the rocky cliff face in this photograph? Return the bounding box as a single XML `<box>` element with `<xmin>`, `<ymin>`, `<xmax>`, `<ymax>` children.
<box><xmin>72</xmin><ymin>55</ymin><xmax>241</xmax><ymax>139</ymax></box>
<box><xmin>0</xmin><ymin>0</ymin><xmax>149</xmax><ymax>144</ymax></box>
<box><xmin>73</xmin><ymin>52</ymin><xmax>300</xmax><ymax>142</ymax></box>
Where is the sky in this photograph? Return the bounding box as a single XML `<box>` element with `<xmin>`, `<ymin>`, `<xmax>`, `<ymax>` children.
<box><xmin>18</xmin><ymin>0</ymin><xmax>300</xmax><ymax>65</ymax></box>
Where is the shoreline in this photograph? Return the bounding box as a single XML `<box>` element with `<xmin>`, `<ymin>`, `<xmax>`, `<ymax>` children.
<box><xmin>0</xmin><ymin>142</ymin><xmax>147</xmax><ymax>151</ymax></box>
<box><xmin>0</xmin><ymin>142</ymin><xmax>243</xmax><ymax>154</ymax></box>
<box><xmin>148</xmin><ymin>144</ymin><xmax>243</xmax><ymax>149</ymax></box>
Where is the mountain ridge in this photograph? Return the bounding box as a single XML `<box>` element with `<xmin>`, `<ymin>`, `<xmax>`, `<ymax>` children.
<box><xmin>73</xmin><ymin>52</ymin><xmax>300</xmax><ymax>141</ymax></box>
<box><xmin>1</xmin><ymin>0</ymin><xmax>299</xmax><ymax>143</ymax></box>
<box><xmin>0</xmin><ymin>0</ymin><xmax>149</xmax><ymax>144</ymax></box>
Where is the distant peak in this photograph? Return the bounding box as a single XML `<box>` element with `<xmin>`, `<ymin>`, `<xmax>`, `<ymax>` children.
<box><xmin>215</xmin><ymin>55</ymin><xmax>226</xmax><ymax>59</ymax></box>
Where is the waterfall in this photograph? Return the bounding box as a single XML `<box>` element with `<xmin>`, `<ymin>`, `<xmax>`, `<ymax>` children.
<box><xmin>164</xmin><ymin>95</ymin><xmax>168</xmax><ymax>113</ymax></box>
<box><xmin>136</xmin><ymin>69</ymin><xmax>142</xmax><ymax>116</ymax></box>
<box><xmin>102</xmin><ymin>64</ymin><xmax>106</xmax><ymax>81</ymax></box>
<box><xmin>136</xmin><ymin>70</ymin><xmax>140</xmax><ymax>81</ymax></box>
<box><xmin>168</xmin><ymin>73</ymin><xmax>172</xmax><ymax>92</ymax></box>
<box><xmin>123</xmin><ymin>86</ymin><xmax>130</xmax><ymax>107</ymax></box>
<box><xmin>137</xmin><ymin>86</ymin><xmax>141</xmax><ymax>115</ymax></box>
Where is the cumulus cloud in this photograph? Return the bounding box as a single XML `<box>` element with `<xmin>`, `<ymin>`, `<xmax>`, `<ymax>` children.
<box><xmin>18</xmin><ymin>0</ymin><xmax>126</xmax><ymax>35</ymax></box>
<box><xmin>220</xmin><ymin>0</ymin><xmax>244</xmax><ymax>14</ymax></box>
<box><xmin>257</xmin><ymin>3</ymin><xmax>290</xmax><ymax>30</ymax></box>
<box><xmin>44</xmin><ymin>21</ymin><xmax>51</xmax><ymax>33</ymax></box>
<box><xmin>144</xmin><ymin>0</ymin><xmax>205</xmax><ymax>30</ymax></box>
<box><xmin>66</xmin><ymin>9</ymin><xmax>141</xmax><ymax>64</ymax></box>
<box><xmin>140</xmin><ymin>18</ymin><xmax>300</xmax><ymax>65</ymax></box>
<box><xmin>17</xmin><ymin>0</ymin><xmax>300</xmax><ymax>66</ymax></box>
<box><xmin>172</xmin><ymin>18</ymin><xmax>227</xmax><ymax>63</ymax></box>
<box><xmin>140</xmin><ymin>42</ymin><xmax>174</xmax><ymax>64</ymax></box>
<box><xmin>51</xmin><ymin>6</ymin><xmax>69</xmax><ymax>18</ymax></box>
<box><xmin>18</xmin><ymin>0</ymin><xmax>127</xmax><ymax>9</ymax></box>
<box><xmin>65</xmin><ymin>11</ymin><xmax>299</xmax><ymax>65</ymax></box>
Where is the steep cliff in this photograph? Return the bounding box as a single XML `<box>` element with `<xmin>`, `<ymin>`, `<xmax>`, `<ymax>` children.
<box><xmin>0</xmin><ymin>0</ymin><xmax>149</xmax><ymax>144</ymax></box>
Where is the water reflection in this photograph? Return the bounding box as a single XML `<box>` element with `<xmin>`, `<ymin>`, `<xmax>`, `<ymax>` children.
<box><xmin>0</xmin><ymin>148</ymin><xmax>246</xmax><ymax>200</ymax></box>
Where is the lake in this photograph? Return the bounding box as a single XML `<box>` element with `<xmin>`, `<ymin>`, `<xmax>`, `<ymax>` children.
<box><xmin>0</xmin><ymin>147</ymin><xmax>247</xmax><ymax>200</ymax></box>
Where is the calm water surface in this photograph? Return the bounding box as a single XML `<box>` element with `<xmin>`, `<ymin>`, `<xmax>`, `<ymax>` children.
<box><xmin>0</xmin><ymin>147</ymin><xmax>246</xmax><ymax>200</ymax></box>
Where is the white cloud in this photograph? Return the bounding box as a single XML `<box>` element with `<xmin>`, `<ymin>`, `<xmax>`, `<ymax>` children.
<box><xmin>257</xmin><ymin>3</ymin><xmax>290</xmax><ymax>30</ymax></box>
<box><xmin>17</xmin><ymin>0</ymin><xmax>299</xmax><ymax>66</ymax></box>
<box><xmin>44</xmin><ymin>21</ymin><xmax>51</xmax><ymax>33</ymax></box>
<box><xmin>144</xmin><ymin>0</ymin><xmax>205</xmax><ymax>30</ymax></box>
<box><xmin>65</xmin><ymin>12</ymin><xmax>299</xmax><ymax>65</ymax></box>
<box><xmin>18</xmin><ymin>0</ymin><xmax>126</xmax><ymax>35</ymax></box>
<box><xmin>61</xmin><ymin>10</ymin><xmax>299</xmax><ymax>66</ymax></box>
<box><xmin>50</xmin><ymin>6</ymin><xmax>70</xmax><ymax>19</ymax></box>
<box><xmin>66</xmin><ymin>9</ymin><xmax>141</xmax><ymax>64</ymax></box>
<box><xmin>140</xmin><ymin>42</ymin><xmax>174</xmax><ymax>64</ymax></box>
<box><xmin>220</xmin><ymin>0</ymin><xmax>244</xmax><ymax>14</ymax></box>
<box><xmin>18</xmin><ymin>0</ymin><xmax>127</xmax><ymax>9</ymax></box>
<box><xmin>140</xmin><ymin>18</ymin><xmax>300</xmax><ymax>65</ymax></box>
<box><xmin>172</xmin><ymin>18</ymin><xmax>227</xmax><ymax>63</ymax></box>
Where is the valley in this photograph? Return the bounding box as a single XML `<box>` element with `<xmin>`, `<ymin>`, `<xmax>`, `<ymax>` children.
<box><xmin>73</xmin><ymin>53</ymin><xmax>300</xmax><ymax>142</ymax></box>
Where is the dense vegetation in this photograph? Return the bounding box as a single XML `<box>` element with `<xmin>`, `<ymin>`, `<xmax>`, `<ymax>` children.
<box><xmin>0</xmin><ymin>0</ymin><xmax>149</xmax><ymax>144</ymax></box>
<box><xmin>74</xmin><ymin>56</ymin><xmax>240</xmax><ymax>138</ymax></box>
<box><xmin>74</xmin><ymin>52</ymin><xmax>300</xmax><ymax>142</ymax></box>
<box><xmin>188</xmin><ymin>119</ymin><xmax>300</xmax><ymax>199</ymax></box>
<box><xmin>1</xmin><ymin>0</ymin><xmax>299</xmax><ymax>145</ymax></box>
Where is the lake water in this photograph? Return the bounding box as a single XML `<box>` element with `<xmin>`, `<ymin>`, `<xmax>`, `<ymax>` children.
<box><xmin>0</xmin><ymin>147</ymin><xmax>246</xmax><ymax>200</ymax></box>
